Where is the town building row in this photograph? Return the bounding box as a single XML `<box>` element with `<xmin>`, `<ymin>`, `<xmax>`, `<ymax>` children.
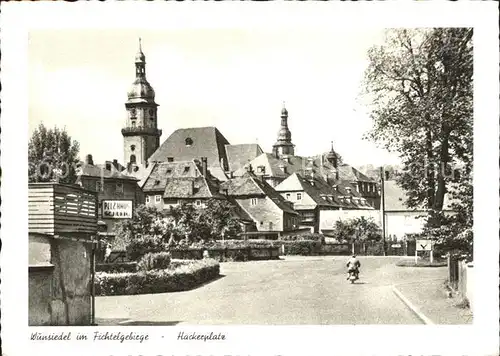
<box><xmin>74</xmin><ymin>40</ymin><xmax>430</xmax><ymax>241</ymax></box>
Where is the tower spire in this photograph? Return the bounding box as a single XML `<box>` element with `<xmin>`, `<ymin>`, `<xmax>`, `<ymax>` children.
<box><xmin>139</xmin><ymin>37</ymin><xmax>142</xmax><ymax>52</ymax></box>
<box><xmin>273</xmin><ymin>102</ymin><xmax>294</xmax><ymax>158</ymax></box>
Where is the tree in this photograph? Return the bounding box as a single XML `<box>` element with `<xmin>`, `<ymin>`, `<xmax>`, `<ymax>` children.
<box><xmin>361</xmin><ymin>28</ymin><xmax>473</xmax><ymax>224</ymax></box>
<box><xmin>28</xmin><ymin>123</ymin><xmax>80</xmax><ymax>184</ymax></box>
<box><xmin>114</xmin><ymin>205</ymin><xmax>169</xmax><ymax>259</ymax></box>
<box><xmin>330</xmin><ymin>217</ymin><xmax>381</xmax><ymax>243</ymax></box>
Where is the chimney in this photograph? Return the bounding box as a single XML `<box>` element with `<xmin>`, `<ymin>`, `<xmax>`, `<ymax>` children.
<box><xmin>85</xmin><ymin>154</ymin><xmax>94</xmax><ymax>165</ymax></box>
<box><xmin>105</xmin><ymin>162</ymin><xmax>112</xmax><ymax>171</ymax></box>
<box><xmin>245</xmin><ymin>163</ymin><xmax>253</xmax><ymax>173</ymax></box>
<box><xmin>201</xmin><ymin>157</ymin><xmax>208</xmax><ymax>177</ymax></box>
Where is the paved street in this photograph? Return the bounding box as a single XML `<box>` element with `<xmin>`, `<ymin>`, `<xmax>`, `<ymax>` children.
<box><xmin>96</xmin><ymin>256</ymin><xmax>449</xmax><ymax>325</ymax></box>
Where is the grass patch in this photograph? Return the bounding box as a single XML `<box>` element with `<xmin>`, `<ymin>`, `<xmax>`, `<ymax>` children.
<box><xmin>396</xmin><ymin>259</ymin><xmax>447</xmax><ymax>267</ymax></box>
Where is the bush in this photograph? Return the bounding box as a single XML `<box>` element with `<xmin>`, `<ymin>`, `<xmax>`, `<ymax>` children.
<box><xmin>126</xmin><ymin>234</ymin><xmax>166</xmax><ymax>261</ymax></box>
<box><xmin>96</xmin><ymin>262</ymin><xmax>137</xmax><ymax>273</ymax></box>
<box><xmin>95</xmin><ymin>259</ymin><xmax>220</xmax><ymax>296</ymax></box>
<box><xmin>137</xmin><ymin>252</ymin><xmax>172</xmax><ymax>271</ymax></box>
<box><xmin>280</xmin><ymin>233</ymin><xmax>325</xmax><ymax>243</ymax></box>
<box><xmin>280</xmin><ymin>240</ymin><xmax>322</xmax><ymax>256</ymax></box>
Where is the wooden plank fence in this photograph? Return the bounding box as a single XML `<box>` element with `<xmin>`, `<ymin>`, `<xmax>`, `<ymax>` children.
<box><xmin>29</xmin><ymin>183</ymin><xmax>98</xmax><ymax>236</ymax></box>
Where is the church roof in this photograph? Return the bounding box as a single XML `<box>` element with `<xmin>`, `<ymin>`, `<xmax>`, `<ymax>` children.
<box><xmin>225</xmin><ymin>144</ymin><xmax>264</xmax><ymax>172</ymax></box>
<box><xmin>148</xmin><ymin>127</ymin><xmax>230</xmax><ymax>170</ymax></box>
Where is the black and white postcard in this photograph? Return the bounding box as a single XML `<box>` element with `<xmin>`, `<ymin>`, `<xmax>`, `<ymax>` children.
<box><xmin>1</xmin><ymin>2</ymin><xmax>499</xmax><ymax>356</ymax></box>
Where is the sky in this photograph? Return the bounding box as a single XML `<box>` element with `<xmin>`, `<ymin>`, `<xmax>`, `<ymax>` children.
<box><xmin>28</xmin><ymin>28</ymin><xmax>401</xmax><ymax>167</ymax></box>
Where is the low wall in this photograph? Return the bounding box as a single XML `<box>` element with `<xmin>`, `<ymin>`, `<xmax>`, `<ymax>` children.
<box><xmin>29</xmin><ymin>234</ymin><xmax>92</xmax><ymax>326</ymax></box>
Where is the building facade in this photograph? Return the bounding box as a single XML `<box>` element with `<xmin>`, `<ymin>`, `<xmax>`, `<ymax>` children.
<box><xmin>76</xmin><ymin>154</ymin><xmax>143</xmax><ymax>235</ymax></box>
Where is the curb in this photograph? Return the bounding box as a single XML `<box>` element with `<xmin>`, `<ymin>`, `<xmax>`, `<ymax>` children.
<box><xmin>392</xmin><ymin>285</ymin><xmax>435</xmax><ymax>325</ymax></box>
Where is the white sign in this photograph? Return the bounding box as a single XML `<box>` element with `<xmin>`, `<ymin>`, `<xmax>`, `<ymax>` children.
<box><xmin>391</xmin><ymin>244</ymin><xmax>402</xmax><ymax>248</ymax></box>
<box><xmin>102</xmin><ymin>200</ymin><xmax>133</xmax><ymax>219</ymax></box>
<box><xmin>416</xmin><ymin>239</ymin><xmax>433</xmax><ymax>251</ymax></box>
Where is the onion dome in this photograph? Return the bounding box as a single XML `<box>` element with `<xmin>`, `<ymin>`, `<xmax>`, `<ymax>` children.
<box><xmin>127</xmin><ymin>78</ymin><xmax>155</xmax><ymax>100</ymax></box>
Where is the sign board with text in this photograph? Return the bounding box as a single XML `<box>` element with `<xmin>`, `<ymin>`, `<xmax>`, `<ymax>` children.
<box><xmin>416</xmin><ymin>239</ymin><xmax>433</xmax><ymax>251</ymax></box>
<box><xmin>102</xmin><ymin>200</ymin><xmax>133</xmax><ymax>219</ymax></box>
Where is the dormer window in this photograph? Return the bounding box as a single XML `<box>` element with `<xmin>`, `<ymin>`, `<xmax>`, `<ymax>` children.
<box><xmin>166</xmin><ymin>169</ymin><xmax>172</xmax><ymax>175</ymax></box>
<box><xmin>167</xmin><ymin>157</ymin><xmax>174</xmax><ymax>162</ymax></box>
<box><xmin>184</xmin><ymin>166</ymin><xmax>190</xmax><ymax>173</ymax></box>
<box><xmin>185</xmin><ymin>137</ymin><xmax>193</xmax><ymax>146</ymax></box>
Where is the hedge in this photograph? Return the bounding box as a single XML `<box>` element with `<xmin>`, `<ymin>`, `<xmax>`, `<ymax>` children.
<box><xmin>280</xmin><ymin>240</ymin><xmax>323</xmax><ymax>256</ymax></box>
<box><xmin>95</xmin><ymin>259</ymin><xmax>220</xmax><ymax>296</ymax></box>
<box><xmin>96</xmin><ymin>262</ymin><xmax>137</xmax><ymax>273</ymax></box>
<box><xmin>396</xmin><ymin>259</ymin><xmax>447</xmax><ymax>267</ymax></box>
<box><xmin>137</xmin><ymin>252</ymin><xmax>172</xmax><ymax>271</ymax></box>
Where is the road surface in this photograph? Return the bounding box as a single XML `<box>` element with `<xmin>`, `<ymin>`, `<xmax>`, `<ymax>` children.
<box><xmin>96</xmin><ymin>256</ymin><xmax>446</xmax><ymax>325</ymax></box>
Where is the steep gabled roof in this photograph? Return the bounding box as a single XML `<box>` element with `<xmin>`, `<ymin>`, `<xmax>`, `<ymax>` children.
<box><xmin>221</xmin><ymin>173</ymin><xmax>298</xmax><ymax>215</ymax></box>
<box><xmin>275</xmin><ymin>172</ymin><xmax>374</xmax><ymax>210</ymax></box>
<box><xmin>225</xmin><ymin>144</ymin><xmax>263</xmax><ymax>172</ymax></box>
<box><xmin>233</xmin><ymin>153</ymin><xmax>306</xmax><ymax>178</ymax></box>
<box><xmin>148</xmin><ymin>126</ymin><xmax>230</xmax><ymax>169</ymax></box>
<box><xmin>162</xmin><ymin>176</ymin><xmax>223</xmax><ymax>199</ymax></box>
<box><xmin>142</xmin><ymin>161</ymin><xmax>201</xmax><ymax>192</ymax></box>
<box><xmin>337</xmin><ymin>164</ymin><xmax>374</xmax><ymax>182</ymax></box>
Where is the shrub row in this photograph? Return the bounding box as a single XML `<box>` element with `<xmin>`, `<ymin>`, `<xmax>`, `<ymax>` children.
<box><xmin>279</xmin><ymin>240</ymin><xmax>323</xmax><ymax>256</ymax></box>
<box><xmin>396</xmin><ymin>259</ymin><xmax>447</xmax><ymax>267</ymax></box>
<box><xmin>137</xmin><ymin>252</ymin><xmax>172</xmax><ymax>271</ymax></box>
<box><xmin>96</xmin><ymin>262</ymin><xmax>137</xmax><ymax>273</ymax></box>
<box><xmin>95</xmin><ymin>259</ymin><xmax>220</xmax><ymax>296</ymax></box>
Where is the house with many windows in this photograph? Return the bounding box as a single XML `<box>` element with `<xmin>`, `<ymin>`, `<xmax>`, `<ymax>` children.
<box><xmin>275</xmin><ymin>172</ymin><xmax>374</xmax><ymax>233</ymax></box>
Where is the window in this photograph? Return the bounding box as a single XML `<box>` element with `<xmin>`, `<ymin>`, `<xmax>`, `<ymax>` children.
<box><xmin>155</xmin><ymin>195</ymin><xmax>161</xmax><ymax>203</ymax></box>
<box><xmin>285</xmin><ymin>193</ymin><xmax>291</xmax><ymax>200</ymax></box>
<box><xmin>131</xmin><ymin>120</ymin><xmax>136</xmax><ymax>128</ymax></box>
<box><xmin>184</xmin><ymin>166</ymin><xmax>190</xmax><ymax>173</ymax></box>
<box><xmin>268</xmin><ymin>222</ymin><xmax>273</xmax><ymax>230</ymax></box>
<box><xmin>251</xmin><ymin>198</ymin><xmax>258</xmax><ymax>206</ymax></box>
<box><xmin>185</xmin><ymin>137</ymin><xmax>193</xmax><ymax>146</ymax></box>
<box><xmin>149</xmin><ymin>109</ymin><xmax>154</xmax><ymax>116</ymax></box>
<box><xmin>116</xmin><ymin>183</ymin><xmax>124</xmax><ymax>193</ymax></box>
<box><xmin>130</xmin><ymin>155</ymin><xmax>136</xmax><ymax>164</ymax></box>
<box><xmin>297</xmin><ymin>193</ymin><xmax>302</xmax><ymax>200</ymax></box>
<box><xmin>195</xmin><ymin>200</ymin><xmax>201</xmax><ymax>206</ymax></box>
<box><xmin>146</xmin><ymin>196</ymin><xmax>151</xmax><ymax>203</ymax></box>
<box><xmin>166</xmin><ymin>169</ymin><xmax>172</xmax><ymax>175</ymax></box>
<box><xmin>167</xmin><ymin>157</ymin><xmax>174</xmax><ymax>162</ymax></box>
<box><xmin>96</xmin><ymin>181</ymin><xmax>103</xmax><ymax>192</ymax></box>
<box><xmin>130</xmin><ymin>145</ymin><xmax>136</xmax><ymax>151</ymax></box>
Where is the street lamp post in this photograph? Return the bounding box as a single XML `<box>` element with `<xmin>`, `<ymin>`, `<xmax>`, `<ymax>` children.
<box><xmin>379</xmin><ymin>167</ymin><xmax>387</xmax><ymax>256</ymax></box>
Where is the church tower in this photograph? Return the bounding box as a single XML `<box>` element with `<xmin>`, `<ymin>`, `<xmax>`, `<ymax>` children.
<box><xmin>122</xmin><ymin>39</ymin><xmax>162</xmax><ymax>168</ymax></box>
<box><xmin>272</xmin><ymin>102</ymin><xmax>295</xmax><ymax>158</ymax></box>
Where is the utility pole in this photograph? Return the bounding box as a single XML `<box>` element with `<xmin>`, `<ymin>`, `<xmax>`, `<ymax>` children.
<box><xmin>380</xmin><ymin>167</ymin><xmax>387</xmax><ymax>256</ymax></box>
